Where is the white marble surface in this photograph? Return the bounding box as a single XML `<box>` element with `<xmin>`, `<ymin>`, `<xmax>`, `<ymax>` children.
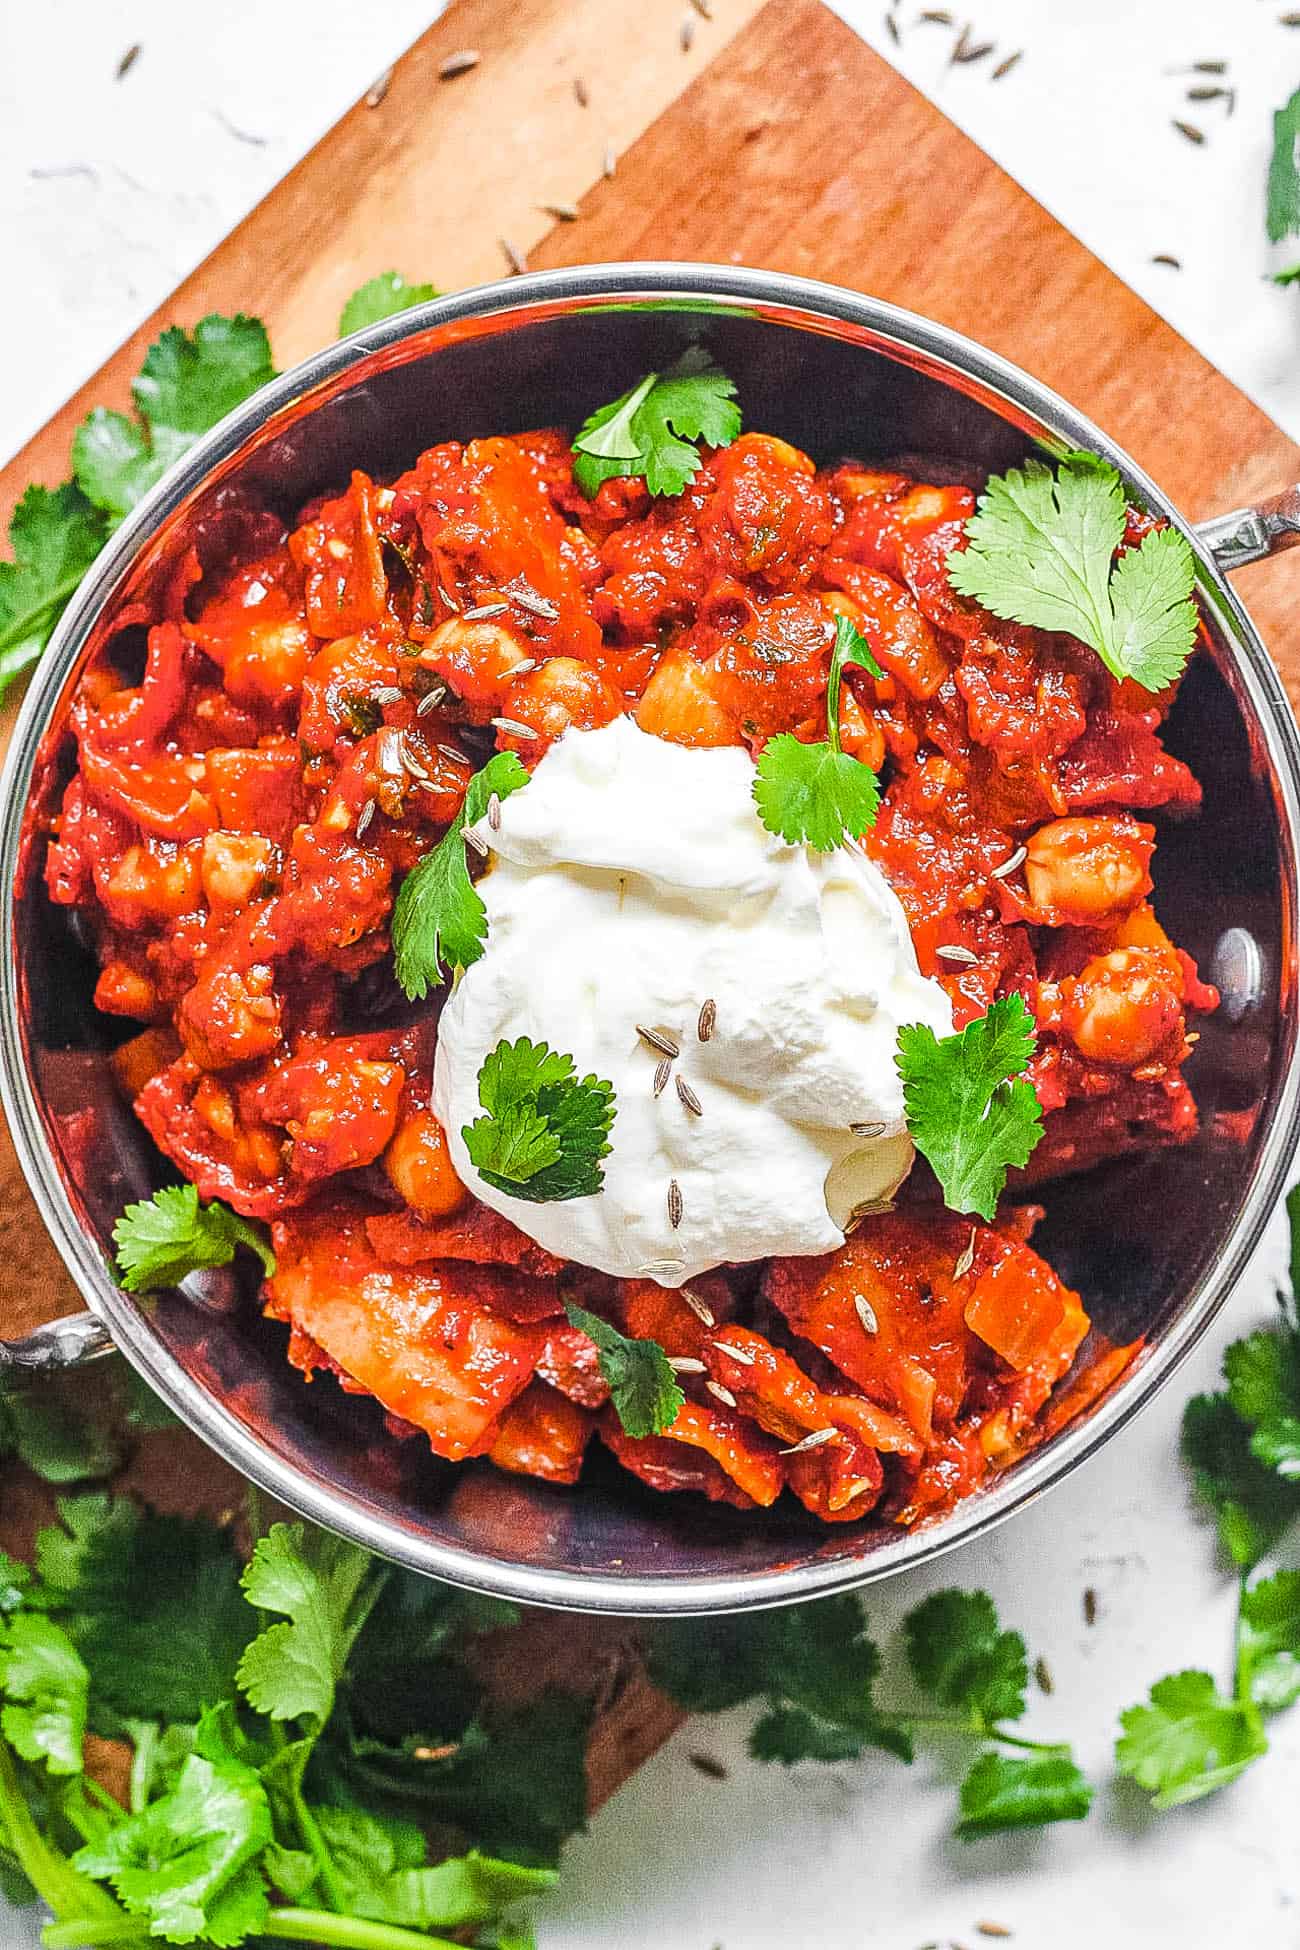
<box><xmin>6</xmin><ymin>3</ymin><xmax>1300</xmax><ymax>1947</ymax></box>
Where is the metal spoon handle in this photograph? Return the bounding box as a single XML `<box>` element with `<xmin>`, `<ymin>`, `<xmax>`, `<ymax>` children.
<box><xmin>0</xmin><ymin>1311</ymin><xmax>115</xmax><ymax>1389</ymax></box>
<box><xmin>1197</xmin><ymin>487</ymin><xmax>1300</xmax><ymax>574</ymax></box>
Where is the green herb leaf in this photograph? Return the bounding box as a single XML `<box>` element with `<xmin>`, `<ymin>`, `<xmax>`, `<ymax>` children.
<box><xmin>113</xmin><ymin>1183</ymin><xmax>274</xmax><ymax>1293</ymax></box>
<box><xmin>0</xmin><ymin>1554</ymin><xmax>31</xmax><ymax>1616</ymax></box>
<box><xmin>73</xmin><ymin>315</ymin><xmax>274</xmax><ymax>522</ymax></box>
<box><xmin>465</xmin><ymin>1038</ymin><xmax>616</xmax><ymax>1204</ymax></box>
<box><xmin>72</xmin><ymin>1753</ymin><xmax>271</xmax><ymax>1943</ymax></box>
<box><xmin>956</xmin><ymin>1748</ymin><xmax>1093</xmax><ymax>1839</ymax></box>
<box><xmin>751</xmin><ymin>733</ymin><xmax>881</xmax><ymax>853</ymax></box>
<box><xmin>1115</xmin><ymin>1669</ymin><xmax>1267</xmax><ymax>1808</ymax></box>
<box><xmin>825</xmin><ymin>611</ymin><xmax>884</xmax><ymax>752</ymax></box>
<box><xmin>946</xmin><ymin>451</ymin><xmax>1197</xmax><ymax>693</ymax></box>
<box><xmin>339</xmin><ymin>273</ymin><xmax>438</xmax><ymax>337</ymax></box>
<box><xmin>0</xmin><ymin>1386</ymin><xmax>122</xmax><ymax>1486</ymax></box>
<box><xmin>0</xmin><ymin>1615</ymin><xmax>88</xmax><ymax>1776</ymax></box>
<box><xmin>896</xmin><ymin>992</ymin><xmax>1044</xmax><ymax>1220</ymax></box>
<box><xmin>236</xmin><ymin>1522</ymin><xmax>381</xmax><ymax>1728</ymax></box>
<box><xmin>1268</xmin><ymin>86</ymin><xmax>1300</xmax><ymax>278</ymax></box>
<box><xmin>564</xmin><ymin>1303</ymin><xmax>682</xmax><ymax>1439</ymax></box>
<box><xmin>0</xmin><ymin>484</ymin><xmax>109</xmax><ymax>702</ymax></box>
<box><xmin>572</xmin><ymin>354</ymin><xmax>741</xmax><ymax>498</ymax></box>
<box><xmin>749</xmin><ymin>1703</ymin><xmax>872</xmax><ymax>1764</ymax></box>
<box><xmin>903</xmin><ymin>1589</ymin><xmax>1029</xmax><ymax>1727</ymax></box>
<box><xmin>1181</xmin><ymin>1391</ymin><xmax>1300</xmax><ymax>1570</ymax></box>
<box><xmin>391</xmin><ymin>751</ymin><xmax>530</xmax><ymax>998</ymax></box>
<box><xmin>1236</xmin><ymin>1570</ymin><xmax>1300</xmax><ymax>1713</ymax></box>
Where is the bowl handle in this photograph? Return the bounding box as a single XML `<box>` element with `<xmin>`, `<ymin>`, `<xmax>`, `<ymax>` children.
<box><xmin>1196</xmin><ymin>487</ymin><xmax>1300</xmax><ymax>573</ymax></box>
<box><xmin>0</xmin><ymin>1312</ymin><xmax>115</xmax><ymax>1390</ymax></box>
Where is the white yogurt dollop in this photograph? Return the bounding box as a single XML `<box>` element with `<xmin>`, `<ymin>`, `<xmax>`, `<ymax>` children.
<box><xmin>432</xmin><ymin>716</ymin><xmax>952</xmax><ymax>1286</ymax></box>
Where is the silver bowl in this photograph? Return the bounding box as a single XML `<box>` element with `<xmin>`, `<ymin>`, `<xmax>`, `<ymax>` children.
<box><xmin>2</xmin><ymin>264</ymin><xmax>1299</xmax><ymax>1614</ymax></box>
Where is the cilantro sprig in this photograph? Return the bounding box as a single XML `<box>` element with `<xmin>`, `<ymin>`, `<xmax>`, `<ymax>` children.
<box><xmin>947</xmin><ymin>450</ymin><xmax>1198</xmax><ymax>693</ymax></box>
<box><xmin>463</xmin><ymin>1036</ymin><xmax>615</xmax><ymax>1203</ymax></box>
<box><xmin>649</xmin><ymin>1586</ymin><xmax>1092</xmax><ymax>1840</ymax></box>
<box><xmin>113</xmin><ymin>1184</ymin><xmax>275</xmax><ymax>1293</ymax></box>
<box><xmin>564</xmin><ymin>1304</ymin><xmax>683</xmax><ymax>1439</ymax></box>
<box><xmin>751</xmin><ymin>614</ymin><xmax>884</xmax><ymax>852</ymax></box>
<box><xmin>1267</xmin><ymin>86</ymin><xmax>1300</xmax><ymax>284</ymax></box>
<box><xmin>391</xmin><ymin>753</ymin><xmax>529</xmax><ymax>999</ymax></box>
<box><xmin>572</xmin><ymin>351</ymin><xmax>741</xmax><ymax>498</ymax></box>
<box><xmin>339</xmin><ymin>273</ymin><xmax>438</xmax><ymax>337</ymax></box>
<box><xmin>896</xmin><ymin>992</ymin><xmax>1044</xmax><ymax>1220</ymax></box>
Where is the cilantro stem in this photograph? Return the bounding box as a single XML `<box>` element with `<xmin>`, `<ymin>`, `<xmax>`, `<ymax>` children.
<box><xmin>889</xmin><ymin>1711</ymin><xmax>1069</xmax><ymax>1754</ymax></box>
<box><xmin>264</xmin><ymin>1908</ymin><xmax>470</xmax><ymax>1950</ymax></box>
<box><xmin>0</xmin><ymin>1743</ymin><xmax>125</xmax><ymax>1932</ymax></box>
<box><xmin>290</xmin><ymin>1783</ymin><xmax>350</xmax><ymax>1914</ymax></box>
<box><xmin>0</xmin><ymin>567</ymin><xmax>92</xmax><ymax>658</ymax></box>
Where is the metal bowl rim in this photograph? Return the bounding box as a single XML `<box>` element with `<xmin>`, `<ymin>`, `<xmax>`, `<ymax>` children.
<box><xmin>3</xmin><ymin>260</ymin><xmax>1298</xmax><ymax>1614</ymax></box>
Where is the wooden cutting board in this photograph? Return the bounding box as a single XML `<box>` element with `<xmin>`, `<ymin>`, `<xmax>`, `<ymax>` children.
<box><xmin>5</xmin><ymin>0</ymin><xmax>1300</xmax><ymax>1809</ymax></box>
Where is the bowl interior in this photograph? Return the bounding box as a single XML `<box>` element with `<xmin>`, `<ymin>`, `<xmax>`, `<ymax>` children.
<box><xmin>10</xmin><ymin>280</ymin><xmax>1299</xmax><ymax>1610</ymax></box>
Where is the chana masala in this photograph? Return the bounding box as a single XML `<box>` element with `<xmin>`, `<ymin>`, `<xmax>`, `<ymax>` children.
<box><xmin>42</xmin><ymin>423</ymin><xmax>1217</xmax><ymax>1527</ymax></box>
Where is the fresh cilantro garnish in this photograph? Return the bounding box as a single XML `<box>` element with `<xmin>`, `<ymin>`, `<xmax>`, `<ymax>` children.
<box><xmin>650</xmin><ymin>1586</ymin><xmax>1090</xmax><ymax>1840</ymax></box>
<box><xmin>112</xmin><ymin>1183</ymin><xmax>275</xmax><ymax>1293</ymax></box>
<box><xmin>236</xmin><ymin>1523</ymin><xmax>381</xmax><ymax>1729</ymax></box>
<box><xmin>751</xmin><ymin>618</ymin><xmax>884</xmax><ymax>852</ymax></box>
<box><xmin>0</xmin><ymin>1384</ymin><xmax>121</xmax><ymax>1486</ymax></box>
<box><xmin>1116</xmin><ymin>1670</ymin><xmax>1267</xmax><ymax>1810</ymax></box>
<box><xmin>391</xmin><ymin>751</ymin><xmax>530</xmax><ymax>998</ymax></box>
<box><xmin>564</xmin><ymin>1303</ymin><xmax>683</xmax><ymax>1439</ymax></box>
<box><xmin>73</xmin><ymin>315</ymin><xmax>275</xmax><ymax>522</ymax></box>
<box><xmin>465</xmin><ymin>1037</ymin><xmax>616</xmax><ymax>1203</ymax></box>
<box><xmin>946</xmin><ymin>450</ymin><xmax>1197</xmax><ymax>693</ymax></box>
<box><xmin>572</xmin><ymin>351</ymin><xmax>741</xmax><ymax>498</ymax></box>
<box><xmin>1236</xmin><ymin>1569</ymin><xmax>1300</xmax><ymax>1713</ymax></box>
<box><xmin>1268</xmin><ymin>86</ymin><xmax>1300</xmax><ymax>283</ymax></box>
<box><xmin>0</xmin><ymin>1615</ymin><xmax>89</xmax><ymax>1777</ymax></box>
<box><xmin>0</xmin><ymin>485</ymin><xmax>109</xmax><ymax>703</ymax></box>
<box><xmin>339</xmin><ymin>272</ymin><xmax>438</xmax><ymax>337</ymax></box>
<box><xmin>896</xmin><ymin>992</ymin><xmax>1044</xmax><ymax>1219</ymax></box>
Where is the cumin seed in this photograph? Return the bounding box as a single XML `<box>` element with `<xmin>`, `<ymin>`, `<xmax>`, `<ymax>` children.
<box><xmin>854</xmin><ymin>1293</ymin><xmax>879</xmax><ymax>1334</ymax></box>
<box><xmin>681</xmin><ymin>1286</ymin><xmax>716</xmax><ymax>1327</ymax></box>
<box><xmin>953</xmin><ymin>1226</ymin><xmax>977</xmax><ymax>1279</ymax></box>
<box><xmin>1083</xmin><ymin>1586</ymin><xmax>1098</xmax><ymax>1626</ymax></box>
<box><xmin>463</xmin><ymin>827</ymin><xmax>489</xmax><ymax>858</ymax></box>
<box><xmin>510</xmin><ymin>583</ymin><xmax>559</xmax><ymax>621</ymax></box>
<box><xmin>116</xmin><ymin>42</ymin><xmax>141</xmax><ymax>78</ymax></box>
<box><xmin>1187</xmin><ymin>84</ymin><xmax>1227</xmax><ymax>101</ymax></box>
<box><xmin>487</xmin><ymin>792</ymin><xmax>502</xmax><ymax>832</ymax></box>
<box><xmin>975</xmin><ymin>1928</ymin><xmax>1014</xmax><ymax>1941</ymax></box>
<box><xmin>706</xmin><ymin>1380</ymin><xmax>738</xmax><ymax>1409</ymax></box>
<box><xmin>653</xmin><ymin>1057</ymin><xmax>672</xmax><ymax>1098</ymax></box>
<box><xmin>366</xmin><ymin>66</ymin><xmax>393</xmax><ymax>107</ymax></box>
<box><xmin>779</xmin><ymin>1426</ymin><xmax>840</xmax><ymax>1455</ymax></box>
<box><xmin>439</xmin><ymin>582</ymin><xmax>461</xmax><ymax>612</ymax></box>
<box><xmin>435</xmin><ymin>742</ymin><xmax>468</xmax><ymax>765</ymax></box>
<box><xmin>1152</xmin><ymin>253</ymin><xmax>1182</xmax><ymax>269</ymax></box>
<box><xmin>919</xmin><ymin>7</ymin><xmax>953</xmax><ymax>20</ymax></box>
<box><xmin>505</xmin><ymin>658</ymin><xmax>537</xmax><ymax>679</ymax></box>
<box><xmin>668</xmin><ymin>1355</ymin><xmax>707</xmax><ymax>1374</ymax></box>
<box><xmin>1034</xmin><ymin>1655</ymin><xmax>1054</xmax><ymax>1695</ymax></box>
<box><xmin>355</xmin><ymin>800</ymin><xmax>376</xmax><ymax>839</ymax></box>
<box><xmin>715</xmin><ymin>1338</ymin><xmax>755</xmax><ymax>1365</ymax></box>
<box><xmin>689</xmin><ymin>1751</ymin><xmax>728</xmax><ymax>1779</ymax></box>
<box><xmin>417</xmin><ymin>688</ymin><xmax>446</xmax><ymax>716</ymax></box>
<box><xmin>640</xmin><ymin>1257</ymin><xmax>686</xmax><ymax>1276</ymax></box>
<box><xmin>850</xmin><ymin>1119</ymin><xmax>887</xmax><ymax>1138</ymax></box>
<box><xmin>574</xmin><ymin>75</ymin><xmax>590</xmax><ymax>107</ymax></box>
<box><xmin>412</xmin><ymin>1741</ymin><xmax>458</xmax><ymax>1761</ymax></box>
<box><xmin>668</xmin><ymin>1179</ymin><xmax>684</xmax><ymax>1229</ymax></box>
<box><xmin>491</xmin><ymin>716</ymin><xmax>538</xmax><ymax>740</ymax></box>
<box><xmin>680</xmin><ymin>15</ymin><xmax>696</xmax><ymax>52</ymax></box>
<box><xmin>697</xmin><ymin>997</ymin><xmax>717</xmax><ymax>1042</ymax></box>
<box><xmin>955</xmin><ymin>37</ymin><xmax>995</xmax><ymax>63</ymax></box>
<box><xmin>936</xmin><ymin>943</ymin><xmax>979</xmax><ymax>965</ymax></box>
<box><xmin>676</xmin><ymin>1075</ymin><xmax>703</xmax><ymax>1117</ymax></box>
<box><xmin>463</xmin><ymin>600</ymin><xmax>509</xmax><ymax>620</ymax></box>
<box><xmin>540</xmin><ymin>201</ymin><xmax>580</xmax><ymax>222</ymax></box>
<box><xmin>500</xmin><ymin>236</ymin><xmax>527</xmax><ymax>276</ymax></box>
<box><xmin>1172</xmin><ymin>119</ymin><xmax>1205</xmax><ymax>144</ymax></box>
<box><xmin>372</xmin><ymin>685</ymin><xmax>402</xmax><ymax>706</ymax></box>
<box><xmin>637</xmin><ymin>1024</ymin><xmax>680</xmax><ymax>1058</ymax></box>
<box><xmin>1192</xmin><ymin>59</ymin><xmax>1228</xmax><ymax>72</ymax></box>
<box><xmin>885</xmin><ymin>11</ymin><xmax>901</xmax><ymax>43</ymax></box>
<box><xmin>991</xmin><ymin>844</ymin><xmax>1027</xmax><ymax>881</ymax></box>
<box><xmin>991</xmin><ymin>49</ymin><xmax>1022</xmax><ymax>79</ymax></box>
<box><xmin>438</xmin><ymin>49</ymin><xmax>480</xmax><ymax>78</ymax></box>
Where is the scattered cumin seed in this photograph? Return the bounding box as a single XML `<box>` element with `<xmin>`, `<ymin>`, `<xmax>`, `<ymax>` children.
<box><xmin>603</xmin><ymin>140</ymin><xmax>617</xmax><ymax>178</ymax></box>
<box><xmin>954</xmin><ymin>36</ymin><xmax>995</xmax><ymax>62</ymax></box>
<box><xmin>1083</xmin><ymin>1586</ymin><xmax>1098</xmax><ymax>1626</ymax></box>
<box><xmin>681</xmin><ymin>1286</ymin><xmax>716</xmax><ymax>1327</ymax></box>
<box><xmin>975</xmin><ymin>1928</ymin><xmax>1013</xmax><ymax>1942</ymax></box>
<box><xmin>919</xmin><ymin>7</ymin><xmax>954</xmax><ymax>20</ymax></box>
<box><xmin>1152</xmin><ymin>253</ymin><xmax>1182</xmax><ymax>269</ymax></box>
<box><xmin>511</xmin><ymin>584</ymin><xmax>559</xmax><ymax>620</ymax></box>
<box><xmin>953</xmin><ymin>1227</ymin><xmax>977</xmax><ymax>1279</ymax></box>
<box><xmin>854</xmin><ymin>1293</ymin><xmax>879</xmax><ymax>1335</ymax></box>
<box><xmin>1172</xmin><ymin>119</ymin><xmax>1205</xmax><ymax>144</ymax></box>
<box><xmin>116</xmin><ymin>42</ymin><xmax>141</xmax><ymax>78</ymax></box>
<box><xmin>638</xmin><ymin>1024</ymin><xmax>680</xmax><ymax>1058</ymax></box>
<box><xmin>1187</xmin><ymin>84</ymin><xmax>1227</xmax><ymax>100</ymax></box>
<box><xmin>653</xmin><ymin>1058</ymin><xmax>672</xmax><ymax>1098</ymax></box>
<box><xmin>991</xmin><ymin>49</ymin><xmax>1023</xmax><ymax>79</ymax></box>
<box><xmin>366</xmin><ymin>66</ymin><xmax>393</xmax><ymax>107</ymax></box>
<box><xmin>574</xmin><ymin>74</ymin><xmax>590</xmax><ymax>106</ymax></box>
<box><xmin>697</xmin><ymin>997</ymin><xmax>717</xmax><ymax>1042</ymax></box>
<box><xmin>779</xmin><ymin>1426</ymin><xmax>840</xmax><ymax>1455</ymax></box>
<box><xmin>355</xmin><ymin>800</ymin><xmax>376</xmax><ymax>839</ymax></box>
<box><xmin>715</xmin><ymin>1338</ymin><xmax>755</xmax><ymax>1366</ymax></box>
<box><xmin>491</xmin><ymin>716</ymin><xmax>538</xmax><ymax>740</ymax></box>
<box><xmin>500</xmin><ymin>236</ymin><xmax>527</xmax><ymax>276</ymax></box>
<box><xmin>850</xmin><ymin>1119</ymin><xmax>887</xmax><ymax>1138</ymax></box>
<box><xmin>1192</xmin><ymin>59</ymin><xmax>1228</xmax><ymax>72</ymax></box>
<box><xmin>1034</xmin><ymin>1655</ymin><xmax>1054</xmax><ymax>1695</ymax></box>
<box><xmin>435</xmin><ymin>742</ymin><xmax>469</xmax><ymax>765</ymax></box>
<box><xmin>463</xmin><ymin>826</ymin><xmax>489</xmax><ymax>858</ymax></box>
<box><xmin>372</xmin><ymin>685</ymin><xmax>402</xmax><ymax>706</ymax></box>
<box><xmin>417</xmin><ymin>688</ymin><xmax>445</xmax><ymax>716</ymax></box>
<box><xmin>680</xmin><ymin>15</ymin><xmax>696</xmax><ymax>51</ymax></box>
<box><xmin>438</xmin><ymin>582</ymin><xmax>461</xmax><ymax>612</ymax></box>
<box><xmin>885</xmin><ymin>11</ymin><xmax>901</xmax><ymax>43</ymax></box>
<box><xmin>487</xmin><ymin>792</ymin><xmax>502</xmax><ymax>832</ymax></box>
<box><xmin>541</xmin><ymin>201</ymin><xmax>580</xmax><ymax>222</ymax></box>
<box><xmin>936</xmin><ymin>943</ymin><xmax>979</xmax><ymax>965</ymax></box>
<box><xmin>506</xmin><ymin>658</ymin><xmax>537</xmax><ymax>679</ymax></box>
<box><xmin>463</xmin><ymin>600</ymin><xmax>510</xmax><ymax>620</ymax></box>
<box><xmin>991</xmin><ymin>844</ymin><xmax>1027</xmax><ymax>880</ymax></box>
<box><xmin>707</xmin><ymin>1380</ymin><xmax>738</xmax><ymax>1409</ymax></box>
<box><xmin>412</xmin><ymin>1741</ymin><xmax>458</xmax><ymax>1762</ymax></box>
<box><xmin>438</xmin><ymin>49</ymin><xmax>480</xmax><ymax>78</ymax></box>
<box><xmin>669</xmin><ymin>1355</ymin><xmax>707</xmax><ymax>1374</ymax></box>
<box><xmin>668</xmin><ymin>1179</ymin><xmax>684</xmax><ymax>1229</ymax></box>
<box><xmin>689</xmin><ymin>1752</ymin><xmax>728</xmax><ymax>1779</ymax></box>
<box><xmin>676</xmin><ymin>1074</ymin><xmax>703</xmax><ymax>1117</ymax></box>
<box><xmin>640</xmin><ymin>1256</ymin><xmax>686</xmax><ymax>1276</ymax></box>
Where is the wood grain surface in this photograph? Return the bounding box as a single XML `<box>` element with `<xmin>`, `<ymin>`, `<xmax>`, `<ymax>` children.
<box><xmin>5</xmin><ymin>0</ymin><xmax>1300</xmax><ymax>1814</ymax></box>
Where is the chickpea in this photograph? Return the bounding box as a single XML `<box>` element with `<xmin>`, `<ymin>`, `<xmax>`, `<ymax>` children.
<box><xmin>1023</xmin><ymin>815</ymin><xmax>1153</xmax><ymax>925</ymax></box>
<box><xmin>383</xmin><ymin>1109</ymin><xmax>468</xmax><ymax>1218</ymax></box>
<box><xmin>1061</xmin><ymin>947</ymin><xmax>1183</xmax><ymax>1067</ymax></box>
<box><xmin>201</xmin><ymin>832</ymin><xmax>276</xmax><ymax>909</ymax></box>
<box><xmin>636</xmin><ymin>652</ymin><xmax>739</xmax><ymax>747</ymax></box>
<box><xmin>423</xmin><ymin>617</ymin><xmax>533</xmax><ymax>710</ymax></box>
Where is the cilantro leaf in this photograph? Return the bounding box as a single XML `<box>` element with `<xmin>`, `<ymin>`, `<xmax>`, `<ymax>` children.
<box><xmin>572</xmin><ymin>354</ymin><xmax>741</xmax><ymax>498</ymax></box>
<box><xmin>466</xmin><ymin>1037</ymin><xmax>616</xmax><ymax>1203</ymax></box>
<box><xmin>956</xmin><ymin>1748</ymin><xmax>1093</xmax><ymax>1839</ymax></box>
<box><xmin>903</xmin><ymin>1589</ymin><xmax>1028</xmax><ymax>1727</ymax></box>
<box><xmin>1236</xmin><ymin>1571</ymin><xmax>1300</xmax><ymax>1713</ymax></box>
<box><xmin>236</xmin><ymin>1522</ymin><xmax>382</xmax><ymax>1728</ymax></box>
<box><xmin>751</xmin><ymin>734</ymin><xmax>881</xmax><ymax>853</ymax></box>
<box><xmin>0</xmin><ymin>1615</ymin><xmax>88</xmax><ymax>1776</ymax></box>
<box><xmin>749</xmin><ymin>1703</ymin><xmax>871</xmax><ymax>1764</ymax></box>
<box><xmin>113</xmin><ymin>1183</ymin><xmax>275</xmax><ymax>1293</ymax></box>
<box><xmin>391</xmin><ymin>751</ymin><xmax>529</xmax><ymax>998</ymax></box>
<box><xmin>1181</xmin><ymin>1391</ymin><xmax>1300</xmax><ymax>1570</ymax></box>
<box><xmin>0</xmin><ymin>484</ymin><xmax>109</xmax><ymax>700</ymax></box>
<box><xmin>896</xmin><ymin>992</ymin><xmax>1044</xmax><ymax>1220</ymax></box>
<box><xmin>314</xmin><ymin>1804</ymin><xmax>554</xmax><ymax>1930</ymax></box>
<box><xmin>1115</xmin><ymin>1669</ymin><xmax>1267</xmax><ymax>1808</ymax></box>
<box><xmin>73</xmin><ymin>315</ymin><xmax>274</xmax><ymax>522</ymax></box>
<box><xmin>0</xmin><ymin>1555</ymin><xmax>31</xmax><ymax>1616</ymax></box>
<box><xmin>946</xmin><ymin>451</ymin><xmax>1197</xmax><ymax>693</ymax></box>
<box><xmin>564</xmin><ymin>1303</ymin><xmax>683</xmax><ymax>1439</ymax></box>
<box><xmin>825</xmin><ymin>612</ymin><xmax>884</xmax><ymax>751</ymax></box>
<box><xmin>0</xmin><ymin>1384</ymin><xmax>122</xmax><ymax>1486</ymax></box>
<box><xmin>72</xmin><ymin>1753</ymin><xmax>271</xmax><ymax>1943</ymax></box>
<box><xmin>1268</xmin><ymin>85</ymin><xmax>1300</xmax><ymax>281</ymax></box>
<box><xmin>339</xmin><ymin>273</ymin><xmax>438</xmax><ymax>337</ymax></box>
